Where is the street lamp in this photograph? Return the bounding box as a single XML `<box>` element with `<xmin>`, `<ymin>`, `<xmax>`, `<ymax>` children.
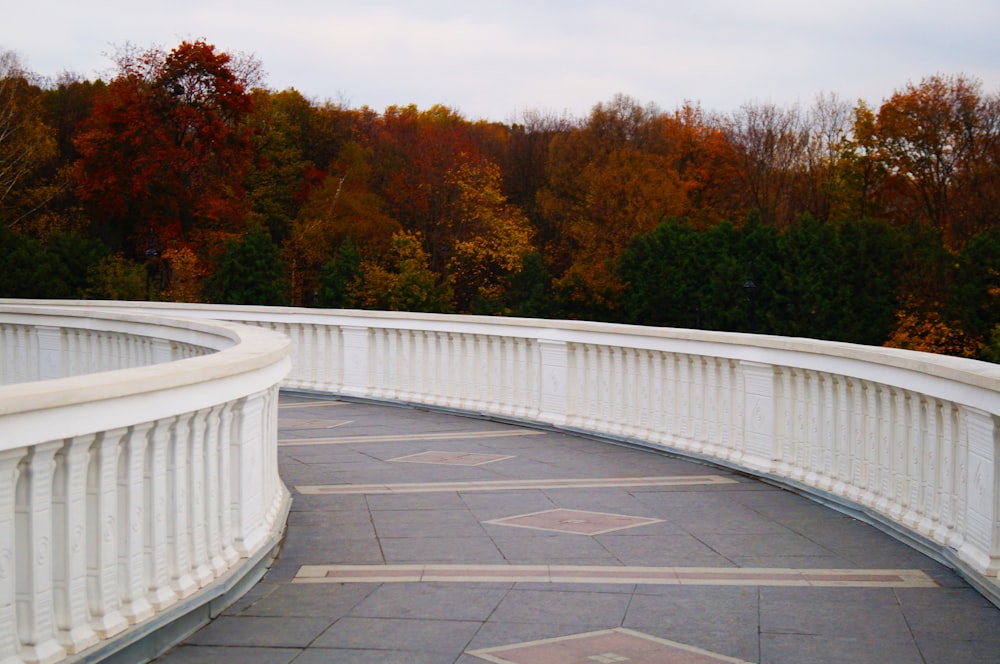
<box><xmin>743</xmin><ymin>261</ymin><xmax>757</xmax><ymax>333</ymax></box>
<box><xmin>144</xmin><ymin>231</ymin><xmax>159</xmax><ymax>300</ymax></box>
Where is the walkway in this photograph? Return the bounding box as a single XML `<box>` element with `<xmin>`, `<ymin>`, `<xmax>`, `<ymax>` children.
<box><xmin>154</xmin><ymin>394</ymin><xmax>1000</xmax><ymax>663</ymax></box>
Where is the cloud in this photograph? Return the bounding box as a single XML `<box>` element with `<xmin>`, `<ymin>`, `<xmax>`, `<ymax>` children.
<box><xmin>3</xmin><ymin>0</ymin><xmax>998</xmax><ymax>120</ymax></box>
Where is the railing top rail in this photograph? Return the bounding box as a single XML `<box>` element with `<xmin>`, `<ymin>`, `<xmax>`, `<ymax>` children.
<box><xmin>0</xmin><ymin>303</ymin><xmax>290</xmax><ymax>449</ymax></box>
<box><xmin>15</xmin><ymin>299</ymin><xmax>999</xmax><ymax>392</ymax></box>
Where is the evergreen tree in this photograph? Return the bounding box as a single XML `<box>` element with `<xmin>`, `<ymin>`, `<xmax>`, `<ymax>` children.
<box><xmin>317</xmin><ymin>238</ymin><xmax>361</xmax><ymax>308</ymax></box>
<box><xmin>203</xmin><ymin>224</ymin><xmax>288</xmax><ymax>305</ymax></box>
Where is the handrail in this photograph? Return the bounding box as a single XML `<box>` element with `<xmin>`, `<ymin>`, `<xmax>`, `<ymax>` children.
<box><xmin>0</xmin><ymin>304</ymin><xmax>291</xmax><ymax>663</ymax></box>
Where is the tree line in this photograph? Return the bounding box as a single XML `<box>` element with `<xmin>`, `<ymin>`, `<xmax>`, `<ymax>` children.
<box><xmin>2</xmin><ymin>40</ymin><xmax>1000</xmax><ymax>359</ymax></box>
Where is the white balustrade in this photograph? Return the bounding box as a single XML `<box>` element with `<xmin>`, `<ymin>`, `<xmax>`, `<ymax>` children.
<box><xmin>0</xmin><ymin>304</ymin><xmax>290</xmax><ymax>664</ymax></box>
<box><xmin>8</xmin><ymin>299</ymin><xmax>1000</xmax><ymax>612</ymax></box>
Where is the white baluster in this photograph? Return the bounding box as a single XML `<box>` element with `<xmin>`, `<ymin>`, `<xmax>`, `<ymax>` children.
<box><xmin>230</xmin><ymin>397</ymin><xmax>264</xmax><ymax>556</ymax></box>
<box><xmin>188</xmin><ymin>410</ymin><xmax>214</xmax><ymax>587</ymax></box>
<box><xmin>15</xmin><ymin>440</ymin><xmax>67</xmax><ymax>664</ymax></box>
<box><xmin>145</xmin><ymin>418</ymin><xmax>177</xmax><ymax>611</ymax></box>
<box><xmin>0</xmin><ymin>449</ymin><xmax>26</xmax><ymax>661</ymax></box>
<box><xmin>53</xmin><ymin>435</ymin><xmax>99</xmax><ymax>653</ymax></box>
<box><xmin>86</xmin><ymin>428</ymin><xmax>128</xmax><ymax>639</ymax></box>
<box><xmin>118</xmin><ymin>423</ymin><xmax>153</xmax><ymax>624</ymax></box>
<box><xmin>167</xmin><ymin>414</ymin><xmax>197</xmax><ymax>599</ymax></box>
<box><xmin>203</xmin><ymin>406</ymin><xmax>227</xmax><ymax>577</ymax></box>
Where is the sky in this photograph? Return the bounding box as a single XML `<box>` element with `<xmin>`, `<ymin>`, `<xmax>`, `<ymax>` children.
<box><xmin>5</xmin><ymin>0</ymin><xmax>1000</xmax><ymax>122</ymax></box>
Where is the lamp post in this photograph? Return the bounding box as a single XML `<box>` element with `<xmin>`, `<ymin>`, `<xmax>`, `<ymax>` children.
<box><xmin>144</xmin><ymin>231</ymin><xmax>159</xmax><ymax>300</ymax></box>
<box><xmin>743</xmin><ymin>261</ymin><xmax>757</xmax><ymax>333</ymax></box>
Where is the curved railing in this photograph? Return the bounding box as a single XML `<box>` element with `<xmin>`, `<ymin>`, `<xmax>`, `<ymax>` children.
<box><xmin>0</xmin><ymin>304</ymin><xmax>291</xmax><ymax>664</ymax></box>
<box><xmin>7</xmin><ymin>300</ymin><xmax>1000</xmax><ymax>613</ymax></box>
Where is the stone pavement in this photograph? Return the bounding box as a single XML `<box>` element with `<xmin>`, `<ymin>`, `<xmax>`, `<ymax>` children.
<box><xmin>153</xmin><ymin>394</ymin><xmax>1000</xmax><ymax>663</ymax></box>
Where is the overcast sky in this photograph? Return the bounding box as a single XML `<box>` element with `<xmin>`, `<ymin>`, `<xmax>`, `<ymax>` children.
<box><xmin>5</xmin><ymin>0</ymin><xmax>999</xmax><ymax>121</ymax></box>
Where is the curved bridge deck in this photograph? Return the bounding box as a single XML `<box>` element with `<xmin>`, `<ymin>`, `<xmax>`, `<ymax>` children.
<box><xmin>155</xmin><ymin>395</ymin><xmax>1000</xmax><ymax>663</ymax></box>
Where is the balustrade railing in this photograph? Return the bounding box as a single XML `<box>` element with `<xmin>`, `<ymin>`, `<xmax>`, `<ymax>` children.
<box><xmin>7</xmin><ymin>299</ymin><xmax>1000</xmax><ymax>616</ymax></box>
<box><xmin>0</xmin><ymin>304</ymin><xmax>290</xmax><ymax>664</ymax></box>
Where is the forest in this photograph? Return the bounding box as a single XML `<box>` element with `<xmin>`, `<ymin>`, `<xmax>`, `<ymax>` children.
<box><xmin>2</xmin><ymin>40</ymin><xmax>1000</xmax><ymax>360</ymax></box>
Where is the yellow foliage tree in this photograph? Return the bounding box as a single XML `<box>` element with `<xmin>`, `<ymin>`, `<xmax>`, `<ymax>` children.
<box><xmin>883</xmin><ymin>299</ymin><xmax>983</xmax><ymax>358</ymax></box>
<box><xmin>444</xmin><ymin>159</ymin><xmax>535</xmax><ymax>312</ymax></box>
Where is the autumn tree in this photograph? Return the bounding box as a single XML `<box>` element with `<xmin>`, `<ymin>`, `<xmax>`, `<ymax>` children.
<box><xmin>0</xmin><ymin>50</ymin><xmax>59</xmax><ymax>232</ymax></box>
<box><xmin>826</xmin><ymin>100</ymin><xmax>889</xmax><ymax>222</ymax></box>
<box><xmin>349</xmin><ymin>230</ymin><xmax>453</xmax><ymax>312</ymax></box>
<box><xmin>724</xmin><ymin>101</ymin><xmax>808</xmax><ymax>227</ymax></box>
<box><xmin>539</xmin><ymin>95</ymin><xmax>687</xmax><ymax>311</ymax></box>
<box><xmin>876</xmin><ymin>74</ymin><xmax>1000</xmax><ymax>244</ymax></box>
<box><xmin>285</xmin><ymin>140</ymin><xmax>400</xmax><ymax>305</ymax></box>
<box><xmin>443</xmin><ymin>159</ymin><xmax>535</xmax><ymax>313</ymax></box>
<box><xmin>73</xmin><ymin>40</ymin><xmax>258</xmax><ymax>255</ymax></box>
<box><xmin>366</xmin><ymin>104</ymin><xmax>482</xmax><ymax>271</ymax></box>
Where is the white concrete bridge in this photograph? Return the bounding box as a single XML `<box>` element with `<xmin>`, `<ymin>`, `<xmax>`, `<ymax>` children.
<box><xmin>3</xmin><ymin>300</ymin><xmax>1000</xmax><ymax>662</ymax></box>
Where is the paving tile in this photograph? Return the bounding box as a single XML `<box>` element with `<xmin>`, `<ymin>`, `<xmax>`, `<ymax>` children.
<box><xmin>311</xmin><ymin>616</ymin><xmax>482</xmax><ymax>653</ymax></box>
<box><xmin>760</xmin><ymin>634</ymin><xmax>925</xmax><ymax>664</ymax></box>
<box><xmin>348</xmin><ymin>582</ymin><xmax>509</xmax><ymax>620</ymax></box>
<box><xmin>185</xmin><ymin>616</ymin><xmax>334</xmax><ymax>648</ymax></box>
<box><xmin>624</xmin><ymin>586</ymin><xmax>760</xmax><ymax>635</ymax></box>
<box><xmin>152</xmin><ymin>645</ymin><xmax>302</xmax><ymax>663</ymax></box>
<box><xmin>490</xmin><ymin>534</ymin><xmax>620</xmax><ymax>564</ymax></box>
<box><xmin>367</xmin><ymin>491</ymin><xmax>472</xmax><ymax>511</ymax></box>
<box><xmin>293</xmin><ymin>649</ymin><xmax>458</xmax><ymax>664</ymax></box>
<box><xmin>914</xmin><ymin>637</ymin><xmax>1000</xmax><ymax>664</ymax></box>
<box><xmin>693</xmin><ymin>530</ymin><xmax>836</xmax><ymax>558</ymax></box>
<box><xmin>487</xmin><ymin>588</ymin><xmax>632</xmax><ymax>626</ymax></box>
<box><xmin>233</xmin><ymin>582</ymin><xmax>376</xmax><ymax>618</ymax></box>
<box><xmin>372</xmin><ymin>508</ymin><xmax>486</xmax><ymax>538</ymax></box>
<box><xmin>760</xmin><ymin>587</ymin><xmax>913</xmax><ymax>640</ymax></box>
<box><xmin>595</xmin><ymin>533</ymin><xmax>733</xmax><ymax>567</ymax></box>
<box><xmin>380</xmin><ymin>535</ymin><xmax>505</xmax><ymax>563</ymax></box>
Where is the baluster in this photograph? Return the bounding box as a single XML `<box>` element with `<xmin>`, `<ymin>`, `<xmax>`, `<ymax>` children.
<box><xmin>859</xmin><ymin>380</ymin><xmax>878</xmax><ymax>507</ymax></box>
<box><xmin>0</xmin><ymin>449</ymin><xmax>25</xmax><ymax>661</ymax></box>
<box><xmin>188</xmin><ymin>410</ymin><xmax>213</xmax><ymax>587</ymax></box>
<box><xmin>647</xmin><ymin>350</ymin><xmax>663</xmax><ymax>443</ymax></box>
<box><xmin>526</xmin><ymin>339</ymin><xmax>540</xmax><ymax>417</ymax></box>
<box><xmin>937</xmin><ymin>402</ymin><xmax>957</xmax><ymax>544</ymax></box>
<box><xmin>16</xmin><ymin>440</ymin><xmax>67</xmax><ymax>663</ymax></box>
<box><xmin>905</xmin><ymin>393</ymin><xmax>924</xmax><ymax>529</ymax></box>
<box><xmin>203</xmin><ymin>406</ymin><xmax>227</xmax><ymax>577</ymax></box>
<box><xmin>218</xmin><ymin>403</ymin><xmax>239</xmax><ymax>567</ymax></box>
<box><xmin>920</xmin><ymin>398</ymin><xmax>940</xmax><ymax>536</ymax></box>
<box><xmin>262</xmin><ymin>388</ymin><xmax>283</xmax><ymax>525</ymax></box>
<box><xmin>86</xmin><ymin>429</ymin><xmax>128</xmax><ymax>638</ymax></box>
<box><xmin>167</xmin><ymin>415</ymin><xmax>196</xmax><ymax>599</ymax></box>
<box><xmin>53</xmin><ymin>434</ymin><xmax>99</xmax><ymax>653</ymax></box>
<box><xmin>118</xmin><ymin>423</ymin><xmax>153</xmax><ymax>624</ymax></box>
<box><xmin>835</xmin><ymin>376</ymin><xmax>852</xmax><ymax>491</ymax></box>
<box><xmin>144</xmin><ymin>418</ymin><xmax>177</xmax><ymax>611</ymax></box>
<box><xmin>889</xmin><ymin>389</ymin><xmax>908</xmax><ymax>520</ymax></box>
<box><xmin>803</xmin><ymin>371</ymin><xmax>822</xmax><ymax>486</ymax></box>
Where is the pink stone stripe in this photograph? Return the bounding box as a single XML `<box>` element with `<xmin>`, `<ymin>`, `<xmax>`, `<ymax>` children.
<box><xmin>293</xmin><ymin>564</ymin><xmax>938</xmax><ymax>588</ymax></box>
<box><xmin>296</xmin><ymin>474</ymin><xmax>737</xmax><ymax>494</ymax></box>
<box><xmin>279</xmin><ymin>430</ymin><xmax>544</xmax><ymax>446</ymax></box>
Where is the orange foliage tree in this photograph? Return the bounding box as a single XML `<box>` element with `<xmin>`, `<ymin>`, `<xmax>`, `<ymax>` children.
<box><xmin>73</xmin><ymin>40</ymin><xmax>258</xmax><ymax>256</ymax></box>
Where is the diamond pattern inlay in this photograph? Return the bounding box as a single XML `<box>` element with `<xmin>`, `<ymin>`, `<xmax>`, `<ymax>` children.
<box><xmin>467</xmin><ymin>628</ymin><xmax>752</xmax><ymax>663</ymax></box>
<box><xmin>484</xmin><ymin>508</ymin><xmax>663</xmax><ymax>535</ymax></box>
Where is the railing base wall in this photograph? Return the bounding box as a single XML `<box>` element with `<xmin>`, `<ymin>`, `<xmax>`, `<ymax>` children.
<box><xmin>64</xmin><ymin>491</ymin><xmax>290</xmax><ymax>664</ymax></box>
<box><xmin>284</xmin><ymin>388</ymin><xmax>1000</xmax><ymax>610</ymax></box>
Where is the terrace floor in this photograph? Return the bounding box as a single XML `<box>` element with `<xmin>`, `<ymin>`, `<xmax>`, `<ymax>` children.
<box><xmin>153</xmin><ymin>394</ymin><xmax>1000</xmax><ymax>663</ymax></box>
